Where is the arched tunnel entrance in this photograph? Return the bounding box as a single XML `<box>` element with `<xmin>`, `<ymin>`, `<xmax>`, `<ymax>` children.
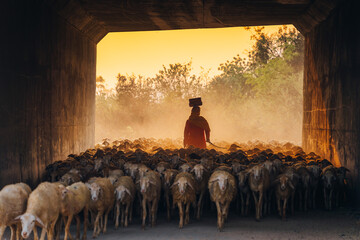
<box><xmin>0</xmin><ymin>0</ymin><xmax>359</xmax><ymax>203</ymax></box>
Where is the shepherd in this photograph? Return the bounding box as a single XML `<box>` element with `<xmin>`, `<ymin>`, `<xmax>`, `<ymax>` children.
<box><xmin>184</xmin><ymin>98</ymin><xmax>211</xmax><ymax>149</ymax></box>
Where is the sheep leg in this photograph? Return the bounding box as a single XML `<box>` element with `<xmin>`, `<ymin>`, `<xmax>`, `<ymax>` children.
<box><xmin>75</xmin><ymin>215</ymin><xmax>81</xmax><ymax>240</ymax></box>
<box><xmin>9</xmin><ymin>225</ymin><xmax>16</xmax><ymax>240</ymax></box>
<box><xmin>323</xmin><ymin>188</ymin><xmax>328</xmax><ymax>210</ymax></box>
<box><xmin>16</xmin><ymin>223</ymin><xmax>21</xmax><ymax>240</ymax></box>
<box><xmin>258</xmin><ymin>191</ymin><xmax>264</xmax><ymax>220</ymax></box>
<box><xmin>329</xmin><ymin>189</ymin><xmax>333</xmax><ymax>211</ymax></box>
<box><xmin>304</xmin><ymin>189</ymin><xmax>308</xmax><ymax>212</ymax></box>
<box><xmin>0</xmin><ymin>226</ymin><xmax>6</xmax><ymax>240</ymax></box>
<box><xmin>223</xmin><ymin>201</ymin><xmax>230</xmax><ymax>221</ymax></box>
<box><xmin>124</xmin><ymin>203</ymin><xmax>130</xmax><ymax>227</ymax></box>
<box><xmin>291</xmin><ymin>192</ymin><xmax>295</xmax><ymax>215</ymax></box>
<box><xmin>165</xmin><ymin>193</ymin><xmax>171</xmax><ymax>220</ymax></box>
<box><xmin>312</xmin><ymin>187</ymin><xmax>317</xmax><ymax>209</ymax></box>
<box><xmin>82</xmin><ymin>207</ymin><xmax>88</xmax><ymax>240</ymax></box>
<box><xmin>142</xmin><ymin>198</ymin><xmax>147</xmax><ymax>229</ymax></box>
<box><xmin>240</xmin><ymin>192</ymin><xmax>245</xmax><ymax>216</ymax></box>
<box><xmin>151</xmin><ymin>200</ymin><xmax>157</xmax><ymax>227</ymax></box>
<box><xmin>176</xmin><ymin>202</ymin><xmax>183</xmax><ymax>229</ymax></box>
<box><xmin>33</xmin><ymin>226</ymin><xmax>39</xmax><ymax>240</ymax></box>
<box><xmin>64</xmin><ymin>215</ymin><xmax>74</xmax><ymax>240</ymax></box>
<box><xmin>115</xmin><ymin>202</ymin><xmax>120</xmax><ymax>229</ymax></box>
<box><xmin>103</xmin><ymin>208</ymin><xmax>111</xmax><ymax>233</ymax></box>
<box><xmin>121</xmin><ymin>204</ymin><xmax>125</xmax><ymax>227</ymax></box>
<box><xmin>252</xmin><ymin>191</ymin><xmax>259</xmax><ymax>221</ymax></box>
<box><xmin>93</xmin><ymin>211</ymin><xmax>102</xmax><ymax>238</ymax></box>
<box><xmin>299</xmin><ymin>190</ymin><xmax>303</xmax><ymax>211</ymax></box>
<box><xmin>276</xmin><ymin>195</ymin><xmax>282</xmax><ymax>217</ymax></box>
<box><xmin>185</xmin><ymin>202</ymin><xmax>190</xmax><ymax>225</ymax></box>
<box><xmin>282</xmin><ymin>198</ymin><xmax>288</xmax><ymax>221</ymax></box>
<box><xmin>39</xmin><ymin>227</ymin><xmax>46</xmax><ymax>240</ymax></box>
<box><xmin>245</xmin><ymin>193</ymin><xmax>250</xmax><ymax>216</ymax></box>
<box><xmin>129</xmin><ymin>202</ymin><xmax>133</xmax><ymax>224</ymax></box>
<box><xmin>99</xmin><ymin>214</ymin><xmax>103</xmax><ymax>232</ymax></box>
<box><xmin>197</xmin><ymin>191</ymin><xmax>204</xmax><ymax>220</ymax></box>
<box><xmin>215</xmin><ymin>201</ymin><xmax>223</xmax><ymax>231</ymax></box>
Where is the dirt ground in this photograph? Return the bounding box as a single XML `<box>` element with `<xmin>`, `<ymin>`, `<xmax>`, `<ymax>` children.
<box><xmin>4</xmin><ymin>209</ymin><xmax>359</xmax><ymax>240</ymax></box>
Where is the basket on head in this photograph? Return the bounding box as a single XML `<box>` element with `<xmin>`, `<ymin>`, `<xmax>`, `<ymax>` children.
<box><xmin>189</xmin><ymin>97</ymin><xmax>202</xmax><ymax>107</ymax></box>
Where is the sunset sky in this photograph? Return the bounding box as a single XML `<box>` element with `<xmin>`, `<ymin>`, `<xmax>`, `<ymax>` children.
<box><xmin>96</xmin><ymin>25</ymin><xmax>289</xmax><ymax>89</ymax></box>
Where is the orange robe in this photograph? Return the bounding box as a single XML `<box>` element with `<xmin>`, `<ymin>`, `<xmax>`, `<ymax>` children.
<box><xmin>184</xmin><ymin>115</ymin><xmax>210</xmax><ymax>149</ymax></box>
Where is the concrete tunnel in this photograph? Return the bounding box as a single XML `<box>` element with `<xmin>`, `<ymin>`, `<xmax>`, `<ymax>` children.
<box><xmin>0</xmin><ymin>0</ymin><xmax>359</xmax><ymax>200</ymax></box>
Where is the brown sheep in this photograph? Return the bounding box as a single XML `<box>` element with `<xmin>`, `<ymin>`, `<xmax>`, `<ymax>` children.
<box><xmin>60</xmin><ymin>169</ymin><xmax>82</xmax><ymax>186</ymax></box>
<box><xmin>208</xmin><ymin>170</ymin><xmax>237</xmax><ymax>231</ymax></box>
<box><xmin>0</xmin><ymin>183</ymin><xmax>30</xmax><ymax>240</ymax></box>
<box><xmin>273</xmin><ymin>174</ymin><xmax>295</xmax><ymax>220</ymax></box>
<box><xmin>306</xmin><ymin>164</ymin><xmax>321</xmax><ymax>209</ymax></box>
<box><xmin>114</xmin><ymin>176</ymin><xmax>136</xmax><ymax>228</ymax></box>
<box><xmin>86</xmin><ymin>177</ymin><xmax>115</xmax><ymax>238</ymax></box>
<box><xmin>321</xmin><ymin>166</ymin><xmax>337</xmax><ymax>210</ymax></box>
<box><xmin>248</xmin><ymin>165</ymin><xmax>270</xmax><ymax>221</ymax></box>
<box><xmin>108</xmin><ymin>169</ymin><xmax>124</xmax><ymax>185</ymax></box>
<box><xmin>162</xmin><ymin>169</ymin><xmax>179</xmax><ymax>220</ymax></box>
<box><xmin>17</xmin><ymin>182</ymin><xmax>61</xmax><ymax>240</ymax></box>
<box><xmin>191</xmin><ymin>164</ymin><xmax>209</xmax><ymax>220</ymax></box>
<box><xmin>58</xmin><ymin>182</ymin><xmax>90</xmax><ymax>240</ymax></box>
<box><xmin>237</xmin><ymin>170</ymin><xmax>251</xmax><ymax>216</ymax></box>
<box><xmin>139</xmin><ymin>170</ymin><xmax>161</xmax><ymax>229</ymax></box>
<box><xmin>171</xmin><ymin>172</ymin><xmax>197</xmax><ymax>228</ymax></box>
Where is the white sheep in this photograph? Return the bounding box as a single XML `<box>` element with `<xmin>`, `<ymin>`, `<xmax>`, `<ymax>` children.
<box><xmin>16</xmin><ymin>182</ymin><xmax>61</xmax><ymax>240</ymax></box>
<box><xmin>0</xmin><ymin>183</ymin><xmax>31</xmax><ymax>240</ymax></box>
<box><xmin>58</xmin><ymin>182</ymin><xmax>90</xmax><ymax>240</ymax></box>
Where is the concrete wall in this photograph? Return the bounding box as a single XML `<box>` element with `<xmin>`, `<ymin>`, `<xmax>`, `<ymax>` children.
<box><xmin>0</xmin><ymin>1</ymin><xmax>96</xmax><ymax>187</ymax></box>
<box><xmin>303</xmin><ymin>0</ymin><xmax>360</xmax><ymax>198</ymax></box>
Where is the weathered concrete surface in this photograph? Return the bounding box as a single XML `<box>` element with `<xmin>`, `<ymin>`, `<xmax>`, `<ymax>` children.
<box><xmin>303</xmin><ymin>0</ymin><xmax>360</xmax><ymax>199</ymax></box>
<box><xmin>0</xmin><ymin>1</ymin><xmax>96</xmax><ymax>187</ymax></box>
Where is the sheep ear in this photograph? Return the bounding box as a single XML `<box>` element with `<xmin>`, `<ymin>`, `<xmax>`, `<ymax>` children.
<box><xmin>171</xmin><ymin>181</ymin><xmax>179</xmax><ymax>188</ymax></box>
<box><xmin>345</xmin><ymin>168</ymin><xmax>350</xmax><ymax>172</ymax></box>
<box><xmin>187</xmin><ymin>181</ymin><xmax>195</xmax><ymax>190</ymax></box>
<box><xmin>288</xmin><ymin>181</ymin><xmax>295</xmax><ymax>190</ymax></box>
<box><xmin>35</xmin><ymin>216</ymin><xmax>45</xmax><ymax>228</ymax></box>
<box><xmin>271</xmin><ymin>179</ymin><xmax>279</xmax><ymax>186</ymax></box>
<box><xmin>13</xmin><ymin>215</ymin><xmax>22</xmax><ymax>223</ymax></box>
<box><xmin>125</xmin><ymin>188</ymin><xmax>133</xmax><ymax>198</ymax></box>
<box><xmin>209</xmin><ymin>177</ymin><xmax>219</xmax><ymax>183</ymax></box>
<box><xmin>85</xmin><ymin>183</ymin><xmax>91</xmax><ymax>189</ymax></box>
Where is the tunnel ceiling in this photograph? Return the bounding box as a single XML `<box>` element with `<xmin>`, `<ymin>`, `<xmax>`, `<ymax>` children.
<box><xmin>48</xmin><ymin>0</ymin><xmax>341</xmax><ymax>43</ymax></box>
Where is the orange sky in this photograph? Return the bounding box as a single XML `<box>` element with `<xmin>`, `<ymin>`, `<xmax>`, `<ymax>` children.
<box><xmin>96</xmin><ymin>25</ymin><xmax>290</xmax><ymax>89</ymax></box>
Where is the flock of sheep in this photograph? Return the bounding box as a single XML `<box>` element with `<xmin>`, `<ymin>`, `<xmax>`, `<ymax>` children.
<box><xmin>0</xmin><ymin>138</ymin><xmax>352</xmax><ymax>240</ymax></box>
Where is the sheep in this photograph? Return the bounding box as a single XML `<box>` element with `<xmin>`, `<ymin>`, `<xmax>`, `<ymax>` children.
<box><xmin>139</xmin><ymin>170</ymin><xmax>161</xmax><ymax>229</ymax></box>
<box><xmin>60</xmin><ymin>169</ymin><xmax>82</xmax><ymax>186</ymax></box>
<box><xmin>248</xmin><ymin>165</ymin><xmax>270</xmax><ymax>221</ymax></box>
<box><xmin>155</xmin><ymin>161</ymin><xmax>171</xmax><ymax>177</ymax></box>
<box><xmin>306</xmin><ymin>164</ymin><xmax>321</xmax><ymax>209</ymax></box>
<box><xmin>283</xmin><ymin>167</ymin><xmax>300</xmax><ymax>215</ymax></box>
<box><xmin>179</xmin><ymin>163</ymin><xmax>192</xmax><ymax>173</ymax></box>
<box><xmin>191</xmin><ymin>164</ymin><xmax>209</xmax><ymax>220</ymax></box>
<box><xmin>114</xmin><ymin>176</ymin><xmax>136</xmax><ymax>228</ymax></box>
<box><xmin>321</xmin><ymin>166</ymin><xmax>337</xmax><ymax>210</ymax></box>
<box><xmin>0</xmin><ymin>183</ymin><xmax>30</xmax><ymax>240</ymax></box>
<box><xmin>335</xmin><ymin>167</ymin><xmax>350</xmax><ymax>207</ymax></box>
<box><xmin>295</xmin><ymin>165</ymin><xmax>311</xmax><ymax>211</ymax></box>
<box><xmin>171</xmin><ymin>172</ymin><xmax>197</xmax><ymax>228</ymax></box>
<box><xmin>273</xmin><ymin>174</ymin><xmax>295</xmax><ymax>220</ymax></box>
<box><xmin>17</xmin><ymin>182</ymin><xmax>61</xmax><ymax>240</ymax></box>
<box><xmin>208</xmin><ymin>170</ymin><xmax>237</xmax><ymax>231</ymax></box>
<box><xmin>108</xmin><ymin>169</ymin><xmax>124</xmax><ymax>185</ymax></box>
<box><xmin>162</xmin><ymin>169</ymin><xmax>179</xmax><ymax>220</ymax></box>
<box><xmin>58</xmin><ymin>182</ymin><xmax>90</xmax><ymax>240</ymax></box>
<box><xmin>237</xmin><ymin>169</ymin><xmax>251</xmax><ymax>216</ymax></box>
<box><xmin>86</xmin><ymin>177</ymin><xmax>115</xmax><ymax>238</ymax></box>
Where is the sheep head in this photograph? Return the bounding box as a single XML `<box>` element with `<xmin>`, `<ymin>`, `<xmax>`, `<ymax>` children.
<box><xmin>115</xmin><ymin>185</ymin><xmax>132</xmax><ymax>200</ymax></box>
<box><xmin>15</xmin><ymin>213</ymin><xmax>45</xmax><ymax>239</ymax></box>
<box><xmin>192</xmin><ymin>164</ymin><xmax>206</xmax><ymax>181</ymax></box>
<box><xmin>86</xmin><ymin>183</ymin><xmax>102</xmax><ymax>201</ymax></box>
<box><xmin>172</xmin><ymin>177</ymin><xmax>194</xmax><ymax>195</ymax></box>
<box><xmin>140</xmin><ymin>176</ymin><xmax>155</xmax><ymax>193</ymax></box>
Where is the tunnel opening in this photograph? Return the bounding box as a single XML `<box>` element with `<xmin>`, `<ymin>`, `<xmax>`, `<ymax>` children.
<box><xmin>1</xmin><ymin>0</ymin><xmax>359</xmax><ymax>210</ymax></box>
<box><xmin>95</xmin><ymin>25</ymin><xmax>304</xmax><ymax>147</ymax></box>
